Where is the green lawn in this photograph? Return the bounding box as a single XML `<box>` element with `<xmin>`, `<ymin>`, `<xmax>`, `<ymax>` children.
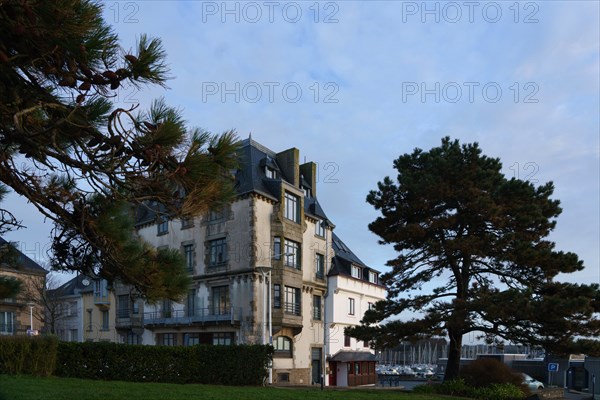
<box><xmin>0</xmin><ymin>375</ymin><xmax>463</xmax><ymax>400</ymax></box>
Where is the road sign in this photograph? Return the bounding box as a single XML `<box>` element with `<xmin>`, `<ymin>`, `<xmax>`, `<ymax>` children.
<box><xmin>26</xmin><ymin>329</ymin><xmax>39</xmax><ymax>336</ymax></box>
<box><xmin>548</xmin><ymin>363</ymin><xmax>559</xmax><ymax>372</ymax></box>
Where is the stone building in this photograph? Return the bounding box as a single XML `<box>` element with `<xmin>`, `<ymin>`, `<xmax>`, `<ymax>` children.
<box><xmin>130</xmin><ymin>138</ymin><xmax>386</xmax><ymax>385</ymax></box>
<box><xmin>0</xmin><ymin>237</ymin><xmax>47</xmax><ymax>336</ymax></box>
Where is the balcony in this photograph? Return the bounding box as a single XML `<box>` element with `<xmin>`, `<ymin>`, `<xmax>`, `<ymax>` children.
<box><xmin>94</xmin><ymin>292</ymin><xmax>110</xmax><ymax>307</ymax></box>
<box><xmin>115</xmin><ymin>312</ymin><xmax>143</xmax><ymax>329</ymax></box>
<box><xmin>143</xmin><ymin>307</ymin><xmax>242</xmax><ymax>328</ymax></box>
<box><xmin>284</xmin><ymin>302</ymin><xmax>301</xmax><ymax>316</ymax></box>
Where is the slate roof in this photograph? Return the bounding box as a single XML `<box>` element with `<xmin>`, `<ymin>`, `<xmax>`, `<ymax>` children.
<box><xmin>132</xmin><ymin>138</ymin><xmax>377</xmax><ymax>281</ymax></box>
<box><xmin>235</xmin><ymin>138</ymin><xmax>280</xmax><ymax>200</ymax></box>
<box><xmin>329</xmin><ymin>233</ymin><xmax>382</xmax><ymax>283</ymax></box>
<box><xmin>329</xmin><ymin>350</ymin><xmax>378</xmax><ymax>362</ymax></box>
<box><xmin>0</xmin><ymin>237</ymin><xmax>47</xmax><ymax>276</ymax></box>
<box><xmin>135</xmin><ymin>138</ymin><xmax>331</xmax><ymax>225</ymax></box>
<box><xmin>48</xmin><ymin>274</ymin><xmax>93</xmax><ymax>298</ymax></box>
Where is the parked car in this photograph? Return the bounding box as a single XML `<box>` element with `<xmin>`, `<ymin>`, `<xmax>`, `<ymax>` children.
<box><xmin>521</xmin><ymin>373</ymin><xmax>544</xmax><ymax>390</ymax></box>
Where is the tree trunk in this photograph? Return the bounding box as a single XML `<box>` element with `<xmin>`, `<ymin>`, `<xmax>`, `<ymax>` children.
<box><xmin>444</xmin><ymin>328</ymin><xmax>463</xmax><ymax>381</ymax></box>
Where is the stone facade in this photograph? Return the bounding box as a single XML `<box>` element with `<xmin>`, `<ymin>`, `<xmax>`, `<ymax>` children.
<box><xmin>0</xmin><ymin>238</ymin><xmax>47</xmax><ymax>336</ymax></box>
<box><xmin>119</xmin><ymin>138</ymin><xmax>384</xmax><ymax>385</ymax></box>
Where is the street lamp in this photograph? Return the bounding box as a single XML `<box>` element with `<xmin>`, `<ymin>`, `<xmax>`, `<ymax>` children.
<box><xmin>26</xmin><ymin>301</ymin><xmax>34</xmax><ymax>336</ymax></box>
<box><xmin>256</xmin><ymin>264</ymin><xmax>273</xmax><ymax>385</ymax></box>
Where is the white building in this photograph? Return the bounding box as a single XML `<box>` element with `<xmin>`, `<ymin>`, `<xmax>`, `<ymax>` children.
<box><xmin>325</xmin><ymin>233</ymin><xmax>386</xmax><ymax>386</ymax></box>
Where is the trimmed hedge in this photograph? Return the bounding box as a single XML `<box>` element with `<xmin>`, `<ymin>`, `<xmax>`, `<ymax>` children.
<box><xmin>55</xmin><ymin>342</ymin><xmax>273</xmax><ymax>385</ymax></box>
<box><xmin>0</xmin><ymin>335</ymin><xmax>58</xmax><ymax>376</ymax></box>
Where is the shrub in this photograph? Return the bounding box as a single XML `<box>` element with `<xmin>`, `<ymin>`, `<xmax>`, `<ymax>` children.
<box><xmin>413</xmin><ymin>383</ymin><xmax>437</xmax><ymax>394</ymax></box>
<box><xmin>414</xmin><ymin>379</ymin><xmax>525</xmax><ymax>400</ymax></box>
<box><xmin>55</xmin><ymin>342</ymin><xmax>272</xmax><ymax>386</ymax></box>
<box><xmin>473</xmin><ymin>383</ymin><xmax>526</xmax><ymax>400</ymax></box>
<box><xmin>0</xmin><ymin>335</ymin><xmax>58</xmax><ymax>376</ymax></box>
<box><xmin>437</xmin><ymin>378</ymin><xmax>477</xmax><ymax>397</ymax></box>
<box><xmin>460</xmin><ymin>358</ymin><xmax>526</xmax><ymax>390</ymax></box>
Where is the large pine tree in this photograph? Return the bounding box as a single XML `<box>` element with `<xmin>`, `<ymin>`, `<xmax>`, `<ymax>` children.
<box><xmin>348</xmin><ymin>137</ymin><xmax>600</xmax><ymax>380</ymax></box>
<box><xmin>0</xmin><ymin>1</ymin><xmax>239</xmax><ymax>301</ymax></box>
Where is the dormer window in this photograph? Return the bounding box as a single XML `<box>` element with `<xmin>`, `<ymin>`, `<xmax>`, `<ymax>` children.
<box><xmin>300</xmin><ymin>174</ymin><xmax>312</xmax><ymax>198</ymax></box>
<box><xmin>368</xmin><ymin>271</ymin><xmax>378</xmax><ymax>284</ymax></box>
<box><xmin>351</xmin><ymin>265</ymin><xmax>362</xmax><ymax>279</ymax></box>
<box><xmin>266</xmin><ymin>166</ymin><xmax>278</xmax><ymax>179</ymax></box>
<box><xmin>261</xmin><ymin>156</ymin><xmax>280</xmax><ymax>179</ymax></box>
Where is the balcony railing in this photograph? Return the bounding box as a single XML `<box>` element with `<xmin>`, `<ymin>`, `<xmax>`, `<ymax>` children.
<box><xmin>115</xmin><ymin>313</ymin><xmax>143</xmax><ymax>329</ymax></box>
<box><xmin>143</xmin><ymin>307</ymin><xmax>241</xmax><ymax>326</ymax></box>
<box><xmin>284</xmin><ymin>302</ymin><xmax>301</xmax><ymax>316</ymax></box>
<box><xmin>94</xmin><ymin>293</ymin><xmax>110</xmax><ymax>305</ymax></box>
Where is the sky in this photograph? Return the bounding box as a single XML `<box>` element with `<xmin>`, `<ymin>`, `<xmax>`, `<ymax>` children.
<box><xmin>3</xmin><ymin>0</ymin><xmax>599</xmax><ymax>288</ymax></box>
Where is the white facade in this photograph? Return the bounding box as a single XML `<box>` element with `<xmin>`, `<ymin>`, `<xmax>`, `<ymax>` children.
<box><xmin>326</xmin><ymin>274</ymin><xmax>386</xmax><ymax>358</ymax></box>
<box><xmin>324</xmin><ymin>234</ymin><xmax>387</xmax><ymax>386</ymax></box>
<box><xmin>55</xmin><ymin>296</ymin><xmax>83</xmax><ymax>342</ymax></box>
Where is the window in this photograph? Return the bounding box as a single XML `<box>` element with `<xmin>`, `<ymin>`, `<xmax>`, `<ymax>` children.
<box><xmin>127</xmin><ymin>331</ymin><xmax>142</xmax><ymax>344</ymax></box>
<box><xmin>132</xmin><ymin>301</ymin><xmax>139</xmax><ymax>315</ymax></box>
<box><xmin>315</xmin><ymin>253</ymin><xmax>324</xmax><ymax>279</ymax></box>
<box><xmin>368</xmin><ymin>302</ymin><xmax>375</xmax><ymax>311</ymax></box>
<box><xmin>101</xmin><ymin>310</ymin><xmax>109</xmax><ymax>330</ymax></box>
<box><xmin>265</xmin><ymin>167</ymin><xmax>278</xmax><ymax>179</ymax></box>
<box><xmin>284</xmin><ymin>192</ymin><xmax>300</xmax><ymax>223</ymax></box>
<box><xmin>94</xmin><ymin>279</ymin><xmax>108</xmax><ymax>299</ymax></box>
<box><xmin>118</xmin><ymin>295</ymin><xmax>130</xmax><ymax>318</ymax></box>
<box><xmin>162</xmin><ymin>299</ymin><xmax>172</xmax><ymax>318</ymax></box>
<box><xmin>183</xmin><ymin>243</ymin><xmax>195</xmax><ymax>271</ymax></box>
<box><xmin>70</xmin><ymin>329</ymin><xmax>78</xmax><ymax>342</ymax></box>
<box><xmin>0</xmin><ymin>311</ymin><xmax>14</xmax><ymax>334</ymax></box>
<box><xmin>208</xmin><ymin>209</ymin><xmax>224</xmax><ymax>222</ymax></box>
<box><xmin>284</xmin><ymin>239</ymin><xmax>300</xmax><ymax>269</ymax></box>
<box><xmin>157</xmin><ymin>215</ymin><xmax>169</xmax><ymax>235</ymax></box>
<box><xmin>274</xmin><ymin>336</ymin><xmax>292</xmax><ymax>357</ymax></box>
<box><xmin>364</xmin><ymin>340</ymin><xmax>370</xmax><ymax>348</ymax></box>
<box><xmin>273</xmin><ymin>237</ymin><xmax>281</xmax><ymax>260</ymax></box>
<box><xmin>184</xmin><ymin>333</ymin><xmax>200</xmax><ymax>346</ymax></box>
<box><xmin>186</xmin><ymin>289</ymin><xmax>196</xmax><ymax>317</ymax></box>
<box><xmin>351</xmin><ymin>265</ymin><xmax>362</xmax><ymax>279</ymax></box>
<box><xmin>344</xmin><ymin>335</ymin><xmax>351</xmax><ymax>347</ymax></box>
<box><xmin>315</xmin><ymin>220</ymin><xmax>325</xmax><ymax>237</ymax></box>
<box><xmin>212</xmin><ymin>286</ymin><xmax>230</xmax><ymax>315</ymax></box>
<box><xmin>348</xmin><ymin>298</ymin><xmax>355</xmax><ymax>315</ymax></box>
<box><xmin>303</xmin><ymin>187</ymin><xmax>311</xmax><ymax>198</ymax></box>
<box><xmin>87</xmin><ymin>309</ymin><xmax>92</xmax><ymax>331</ymax></box>
<box><xmin>368</xmin><ymin>271</ymin><xmax>378</xmax><ymax>284</ymax></box>
<box><xmin>209</xmin><ymin>238</ymin><xmax>227</xmax><ymax>267</ymax></box>
<box><xmin>313</xmin><ymin>295</ymin><xmax>322</xmax><ymax>320</ymax></box>
<box><xmin>213</xmin><ymin>332</ymin><xmax>233</xmax><ymax>345</ymax></box>
<box><xmin>274</xmin><ymin>284</ymin><xmax>281</xmax><ymax>309</ymax></box>
<box><xmin>181</xmin><ymin>217</ymin><xmax>194</xmax><ymax>229</ymax></box>
<box><xmin>69</xmin><ymin>301</ymin><xmax>77</xmax><ymax>317</ymax></box>
<box><xmin>284</xmin><ymin>286</ymin><xmax>301</xmax><ymax>315</ymax></box>
<box><xmin>161</xmin><ymin>333</ymin><xmax>176</xmax><ymax>346</ymax></box>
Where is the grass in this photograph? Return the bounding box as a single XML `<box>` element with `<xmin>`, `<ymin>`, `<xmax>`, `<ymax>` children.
<box><xmin>0</xmin><ymin>375</ymin><xmax>464</xmax><ymax>400</ymax></box>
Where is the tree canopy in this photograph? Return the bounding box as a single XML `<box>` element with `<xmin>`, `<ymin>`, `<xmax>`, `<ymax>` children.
<box><xmin>0</xmin><ymin>0</ymin><xmax>239</xmax><ymax>301</ymax></box>
<box><xmin>348</xmin><ymin>137</ymin><xmax>600</xmax><ymax>380</ymax></box>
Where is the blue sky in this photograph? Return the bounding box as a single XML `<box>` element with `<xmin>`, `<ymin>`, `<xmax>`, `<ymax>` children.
<box><xmin>4</xmin><ymin>1</ymin><xmax>599</xmax><ymax>287</ymax></box>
